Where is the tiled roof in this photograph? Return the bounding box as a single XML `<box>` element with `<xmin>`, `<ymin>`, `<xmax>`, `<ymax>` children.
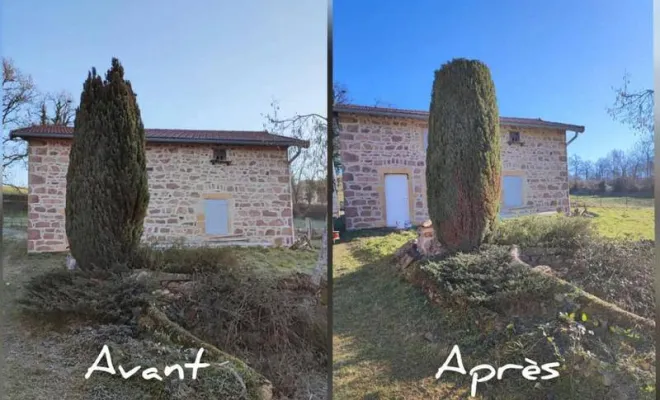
<box><xmin>334</xmin><ymin>104</ymin><xmax>585</xmax><ymax>133</ymax></box>
<box><xmin>9</xmin><ymin>125</ymin><xmax>309</xmax><ymax>148</ymax></box>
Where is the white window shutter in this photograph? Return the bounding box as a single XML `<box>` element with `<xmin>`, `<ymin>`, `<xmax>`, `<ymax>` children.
<box><xmin>205</xmin><ymin>199</ymin><xmax>229</xmax><ymax>234</ymax></box>
<box><xmin>502</xmin><ymin>176</ymin><xmax>524</xmax><ymax>208</ymax></box>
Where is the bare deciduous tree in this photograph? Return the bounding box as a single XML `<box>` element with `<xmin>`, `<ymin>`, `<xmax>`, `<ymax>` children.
<box><xmin>571</xmin><ymin>143</ymin><xmax>654</xmax><ymax>194</ymax></box>
<box><xmin>44</xmin><ymin>91</ymin><xmax>75</xmax><ymax>126</ymax></box>
<box><xmin>569</xmin><ymin>154</ymin><xmax>582</xmax><ymax>181</ymax></box>
<box><xmin>264</xmin><ymin>82</ymin><xmax>351</xmax><ymax>287</ymax></box>
<box><xmin>632</xmin><ymin>134</ymin><xmax>654</xmax><ymax>178</ymax></box>
<box><xmin>303</xmin><ymin>179</ymin><xmax>318</xmax><ymax>205</ymax></box>
<box><xmin>581</xmin><ymin>160</ymin><xmax>593</xmax><ymax>181</ymax></box>
<box><xmin>263</xmin><ymin>104</ymin><xmax>327</xmax><ymax>286</ymax></box>
<box><xmin>331</xmin><ymin>82</ymin><xmax>350</xmax><ymax>171</ymax></box>
<box><xmin>3</xmin><ymin>58</ymin><xmax>38</xmax><ymax>179</ymax></box>
<box><xmin>608</xmin><ymin>73</ymin><xmax>654</xmax><ymax>180</ymax></box>
<box><xmin>333</xmin><ymin>82</ymin><xmax>350</xmax><ymax>105</ymax></box>
<box><xmin>3</xmin><ymin>58</ymin><xmax>76</xmax><ymax>183</ymax></box>
<box><xmin>264</xmin><ymin>101</ymin><xmax>327</xmax><ymax>181</ymax></box>
<box><xmin>608</xmin><ymin>73</ymin><xmax>653</xmax><ymax>136</ymax></box>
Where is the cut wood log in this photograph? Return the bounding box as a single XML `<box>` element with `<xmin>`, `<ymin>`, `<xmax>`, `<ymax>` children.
<box><xmin>310</xmin><ymin>226</ymin><xmax>327</xmax><ymax>287</ymax></box>
<box><xmin>65</xmin><ymin>254</ymin><xmax>77</xmax><ymax>270</ymax></box>
<box><xmin>139</xmin><ymin>304</ymin><xmax>273</xmax><ymax>400</ymax></box>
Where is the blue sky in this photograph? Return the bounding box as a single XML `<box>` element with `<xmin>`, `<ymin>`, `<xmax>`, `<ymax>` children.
<box><xmin>333</xmin><ymin>0</ymin><xmax>652</xmax><ymax>162</ymax></box>
<box><xmin>2</xmin><ymin>0</ymin><xmax>327</xmax><ymax>186</ymax></box>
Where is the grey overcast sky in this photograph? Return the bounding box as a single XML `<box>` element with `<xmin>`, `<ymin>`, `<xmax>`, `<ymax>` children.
<box><xmin>2</xmin><ymin>0</ymin><xmax>328</xmax><ymax>185</ymax></box>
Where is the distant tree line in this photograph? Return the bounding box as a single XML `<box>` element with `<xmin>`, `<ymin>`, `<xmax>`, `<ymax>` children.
<box><xmin>571</xmin><ymin>71</ymin><xmax>654</xmax><ymax>197</ymax></box>
<box><xmin>569</xmin><ymin>140</ymin><xmax>654</xmax><ymax>196</ymax></box>
<box><xmin>291</xmin><ymin>178</ymin><xmax>327</xmax><ymax>220</ymax></box>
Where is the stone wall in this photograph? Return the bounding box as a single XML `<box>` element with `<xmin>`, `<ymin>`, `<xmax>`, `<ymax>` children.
<box><xmin>338</xmin><ymin>113</ymin><xmax>570</xmax><ymax>231</ymax></box>
<box><xmin>26</xmin><ymin>139</ymin><xmax>295</xmax><ymax>253</ymax></box>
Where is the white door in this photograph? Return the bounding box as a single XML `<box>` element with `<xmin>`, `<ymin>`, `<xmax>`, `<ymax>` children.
<box><xmin>384</xmin><ymin>174</ymin><xmax>410</xmax><ymax>228</ymax></box>
<box><xmin>502</xmin><ymin>176</ymin><xmax>524</xmax><ymax>208</ymax></box>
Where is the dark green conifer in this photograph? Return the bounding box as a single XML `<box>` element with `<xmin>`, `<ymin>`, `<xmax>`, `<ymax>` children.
<box><xmin>426</xmin><ymin>58</ymin><xmax>501</xmax><ymax>252</ymax></box>
<box><xmin>66</xmin><ymin>58</ymin><xmax>149</xmax><ymax>270</ymax></box>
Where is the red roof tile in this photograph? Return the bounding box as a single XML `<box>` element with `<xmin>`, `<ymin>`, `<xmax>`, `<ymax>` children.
<box><xmin>9</xmin><ymin>125</ymin><xmax>309</xmax><ymax>148</ymax></box>
<box><xmin>334</xmin><ymin>104</ymin><xmax>585</xmax><ymax>133</ymax></box>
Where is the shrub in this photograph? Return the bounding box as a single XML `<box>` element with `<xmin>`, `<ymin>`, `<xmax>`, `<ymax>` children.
<box><xmin>165</xmin><ymin>271</ymin><xmax>327</xmax><ymax>399</ymax></box>
<box><xmin>66</xmin><ymin>58</ymin><xmax>149</xmax><ymax>271</ymax></box>
<box><xmin>18</xmin><ymin>269</ymin><xmax>149</xmax><ymax>324</ymax></box>
<box><xmin>563</xmin><ymin>238</ymin><xmax>654</xmax><ymax>319</ymax></box>
<box><xmin>420</xmin><ymin>245</ymin><xmax>555</xmax><ymax>307</ymax></box>
<box><xmin>427</xmin><ymin>59</ymin><xmax>501</xmax><ymax>252</ymax></box>
<box><xmin>612</xmin><ymin>177</ymin><xmax>631</xmax><ymax>193</ymax></box>
<box><xmin>137</xmin><ymin>244</ymin><xmax>239</xmax><ymax>274</ymax></box>
<box><xmin>492</xmin><ymin>215</ymin><xmax>595</xmax><ymax>249</ymax></box>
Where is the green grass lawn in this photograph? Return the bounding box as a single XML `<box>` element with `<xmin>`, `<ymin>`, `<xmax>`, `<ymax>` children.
<box><xmin>231</xmin><ymin>245</ymin><xmax>318</xmax><ymax>274</ymax></box>
<box><xmin>333</xmin><ymin>232</ymin><xmax>473</xmax><ymax>399</ymax></box>
<box><xmin>3</xmin><ymin>185</ymin><xmax>27</xmax><ymax>194</ymax></box>
<box><xmin>571</xmin><ymin>194</ymin><xmax>654</xmax><ymax>240</ymax></box>
<box><xmin>571</xmin><ymin>194</ymin><xmax>653</xmax><ymax>208</ymax></box>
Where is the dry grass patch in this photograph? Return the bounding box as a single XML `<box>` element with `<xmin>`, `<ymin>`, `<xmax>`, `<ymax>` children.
<box><xmin>4</xmin><ymin>239</ymin><xmax>327</xmax><ymax>399</ymax></box>
<box><xmin>494</xmin><ymin>216</ymin><xmax>654</xmax><ymax>319</ymax></box>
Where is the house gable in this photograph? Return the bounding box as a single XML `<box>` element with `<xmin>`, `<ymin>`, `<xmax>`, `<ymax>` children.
<box><xmin>25</xmin><ymin>139</ymin><xmax>295</xmax><ymax>252</ymax></box>
<box><xmin>336</xmin><ymin>110</ymin><xmax>575</xmax><ymax>231</ymax></box>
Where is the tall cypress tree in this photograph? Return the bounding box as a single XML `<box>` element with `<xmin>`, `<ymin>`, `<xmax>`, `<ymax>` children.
<box><xmin>426</xmin><ymin>58</ymin><xmax>501</xmax><ymax>252</ymax></box>
<box><xmin>66</xmin><ymin>58</ymin><xmax>149</xmax><ymax>270</ymax></box>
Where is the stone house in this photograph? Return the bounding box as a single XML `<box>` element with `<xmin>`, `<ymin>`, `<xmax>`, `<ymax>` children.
<box><xmin>10</xmin><ymin>125</ymin><xmax>309</xmax><ymax>253</ymax></box>
<box><xmin>334</xmin><ymin>104</ymin><xmax>585</xmax><ymax>231</ymax></box>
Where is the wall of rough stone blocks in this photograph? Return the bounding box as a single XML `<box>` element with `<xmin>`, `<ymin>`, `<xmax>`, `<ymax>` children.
<box><xmin>26</xmin><ymin>139</ymin><xmax>296</xmax><ymax>253</ymax></box>
<box><xmin>338</xmin><ymin>114</ymin><xmax>571</xmax><ymax>231</ymax></box>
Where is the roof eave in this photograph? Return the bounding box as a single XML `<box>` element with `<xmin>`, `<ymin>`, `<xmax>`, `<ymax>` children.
<box><xmin>334</xmin><ymin>106</ymin><xmax>585</xmax><ymax>133</ymax></box>
<box><xmin>9</xmin><ymin>132</ymin><xmax>309</xmax><ymax>148</ymax></box>
<box><xmin>505</xmin><ymin>123</ymin><xmax>585</xmax><ymax>133</ymax></box>
<box><xmin>334</xmin><ymin>106</ymin><xmax>427</xmax><ymax>121</ymax></box>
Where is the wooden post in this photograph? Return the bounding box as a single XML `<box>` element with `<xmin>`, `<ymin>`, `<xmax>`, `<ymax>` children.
<box><xmin>306</xmin><ymin>217</ymin><xmax>313</xmax><ymax>238</ymax></box>
<box><xmin>305</xmin><ymin>217</ymin><xmax>313</xmax><ymax>248</ymax></box>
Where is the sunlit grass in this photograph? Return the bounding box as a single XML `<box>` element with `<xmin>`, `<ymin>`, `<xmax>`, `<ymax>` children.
<box><xmin>570</xmin><ymin>194</ymin><xmax>654</xmax><ymax>240</ymax></box>
<box><xmin>587</xmin><ymin>206</ymin><xmax>654</xmax><ymax>240</ymax></box>
<box><xmin>3</xmin><ymin>185</ymin><xmax>27</xmax><ymax>194</ymax></box>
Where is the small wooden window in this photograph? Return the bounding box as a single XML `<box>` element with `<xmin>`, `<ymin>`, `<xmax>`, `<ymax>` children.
<box><xmin>211</xmin><ymin>148</ymin><xmax>231</xmax><ymax>165</ymax></box>
<box><xmin>509</xmin><ymin>131</ymin><xmax>521</xmax><ymax>144</ymax></box>
<box><xmin>213</xmin><ymin>148</ymin><xmax>227</xmax><ymax>161</ymax></box>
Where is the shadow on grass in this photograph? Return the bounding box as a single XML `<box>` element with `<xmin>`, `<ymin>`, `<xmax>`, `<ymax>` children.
<box><xmin>333</xmin><ymin>242</ymin><xmax>495</xmax><ymax>398</ymax></box>
<box><xmin>332</xmin><ymin>236</ymin><xmax>654</xmax><ymax>399</ymax></box>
